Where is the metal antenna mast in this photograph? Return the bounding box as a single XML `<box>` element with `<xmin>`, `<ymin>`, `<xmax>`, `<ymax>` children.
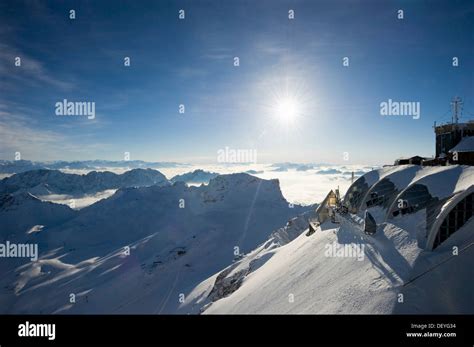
<box><xmin>451</xmin><ymin>97</ymin><xmax>463</xmax><ymax>125</ymax></box>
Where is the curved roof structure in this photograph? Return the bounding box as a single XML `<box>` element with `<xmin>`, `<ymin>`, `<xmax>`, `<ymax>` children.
<box><xmin>361</xmin><ymin>165</ymin><xmax>422</xmax><ymax>212</ymax></box>
<box><xmin>343</xmin><ymin>165</ymin><xmax>474</xmax><ymax>250</ymax></box>
<box><xmin>343</xmin><ymin>166</ymin><xmax>409</xmax><ymax>213</ymax></box>
<box><xmin>426</xmin><ymin>185</ymin><xmax>474</xmax><ymax>250</ymax></box>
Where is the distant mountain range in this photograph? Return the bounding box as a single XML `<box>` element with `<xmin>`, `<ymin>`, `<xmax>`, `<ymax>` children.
<box><xmin>0</xmin><ymin>160</ymin><xmax>188</xmax><ymax>174</ymax></box>
<box><xmin>0</xmin><ymin>168</ymin><xmax>169</xmax><ymax>196</ymax></box>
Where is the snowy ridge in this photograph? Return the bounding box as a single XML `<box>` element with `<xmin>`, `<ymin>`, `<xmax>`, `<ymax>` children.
<box><xmin>181</xmin><ymin>207</ymin><xmax>318</xmax><ymax>313</ymax></box>
<box><xmin>0</xmin><ymin>173</ymin><xmax>307</xmax><ymax>314</ymax></box>
<box><xmin>0</xmin><ymin>168</ymin><xmax>169</xmax><ymax>196</ymax></box>
<box><xmin>185</xmin><ymin>216</ymin><xmax>473</xmax><ymax>314</ymax></box>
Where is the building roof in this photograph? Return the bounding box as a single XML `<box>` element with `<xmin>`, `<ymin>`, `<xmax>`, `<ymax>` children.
<box><xmin>449</xmin><ymin>136</ymin><xmax>474</xmax><ymax>153</ymax></box>
<box><xmin>394</xmin><ymin>156</ymin><xmax>427</xmax><ymax>162</ymax></box>
<box><xmin>343</xmin><ymin>165</ymin><xmax>474</xmax><ymax>249</ymax></box>
<box><xmin>435</xmin><ymin>121</ymin><xmax>474</xmax><ymax>134</ymax></box>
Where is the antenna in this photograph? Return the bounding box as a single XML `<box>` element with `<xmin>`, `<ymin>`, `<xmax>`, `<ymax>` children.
<box><xmin>451</xmin><ymin>97</ymin><xmax>463</xmax><ymax>125</ymax></box>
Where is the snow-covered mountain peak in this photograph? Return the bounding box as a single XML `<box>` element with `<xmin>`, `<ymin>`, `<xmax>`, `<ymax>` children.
<box><xmin>201</xmin><ymin>173</ymin><xmax>284</xmax><ymax>205</ymax></box>
<box><xmin>170</xmin><ymin>169</ymin><xmax>219</xmax><ymax>185</ymax></box>
<box><xmin>118</xmin><ymin>168</ymin><xmax>169</xmax><ymax>186</ymax></box>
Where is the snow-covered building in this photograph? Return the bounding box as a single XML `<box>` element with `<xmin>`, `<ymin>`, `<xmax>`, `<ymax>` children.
<box><xmin>435</xmin><ymin>121</ymin><xmax>474</xmax><ymax>158</ymax></box>
<box><xmin>432</xmin><ymin>97</ymin><xmax>474</xmax><ymax>166</ymax></box>
<box><xmin>448</xmin><ymin>136</ymin><xmax>474</xmax><ymax>165</ymax></box>
<box><xmin>315</xmin><ymin>189</ymin><xmax>338</xmax><ymax>224</ymax></box>
<box><xmin>392</xmin><ymin>99</ymin><xmax>474</xmax><ymax>166</ymax></box>
<box><xmin>392</xmin><ymin>122</ymin><xmax>474</xmax><ymax>166</ymax></box>
<box><xmin>343</xmin><ymin>165</ymin><xmax>474</xmax><ymax>250</ymax></box>
<box><xmin>394</xmin><ymin>156</ymin><xmax>426</xmax><ymax>165</ymax></box>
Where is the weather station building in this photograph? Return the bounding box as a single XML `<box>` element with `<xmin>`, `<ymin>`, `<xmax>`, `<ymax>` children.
<box><xmin>435</xmin><ymin>98</ymin><xmax>474</xmax><ymax>165</ymax></box>
<box><xmin>396</xmin><ymin>97</ymin><xmax>474</xmax><ymax>166</ymax></box>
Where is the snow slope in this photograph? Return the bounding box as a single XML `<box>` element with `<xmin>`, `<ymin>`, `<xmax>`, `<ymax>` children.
<box><xmin>0</xmin><ymin>192</ymin><xmax>78</xmax><ymax>298</ymax></box>
<box><xmin>0</xmin><ymin>173</ymin><xmax>307</xmax><ymax>314</ymax></box>
<box><xmin>0</xmin><ymin>192</ymin><xmax>77</xmax><ymax>240</ymax></box>
<box><xmin>185</xmin><ymin>214</ymin><xmax>473</xmax><ymax>314</ymax></box>
<box><xmin>183</xmin><ymin>220</ymin><xmax>414</xmax><ymax>314</ymax></box>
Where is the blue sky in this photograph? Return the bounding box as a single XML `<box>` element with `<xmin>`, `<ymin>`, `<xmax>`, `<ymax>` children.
<box><xmin>0</xmin><ymin>0</ymin><xmax>473</xmax><ymax>165</ymax></box>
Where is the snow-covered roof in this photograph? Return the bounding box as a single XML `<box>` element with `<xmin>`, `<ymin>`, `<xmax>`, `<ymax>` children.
<box><xmin>344</xmin><ymin>165</ymin><xmax>421</xmax><ymax>212</ymax></box>
<box><xmin>347</xmin><ymin>165</ymin><xmax>473</xmax><ymax>211</ymax></box>
<box><xmin>343</xmin><ymin>165</ymin><xmax>474</xmax><ymax>251</ymax></box>
<box><xmin>449</xmin><ymin>136</ymin><xmax>474</xmax><ymax>153</ymax></box>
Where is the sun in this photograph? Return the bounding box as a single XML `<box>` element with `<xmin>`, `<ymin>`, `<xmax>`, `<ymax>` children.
<box><xmin>275</xmin><ymin>97</ymin><xmax>300</xmax><ymax>125</ymax></box>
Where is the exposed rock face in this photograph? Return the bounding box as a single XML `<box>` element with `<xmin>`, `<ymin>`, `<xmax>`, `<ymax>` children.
<box><xmin>207</xmin><ymin>266</ymin><xmax>250</xmax><ymax>304</ymax></box>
